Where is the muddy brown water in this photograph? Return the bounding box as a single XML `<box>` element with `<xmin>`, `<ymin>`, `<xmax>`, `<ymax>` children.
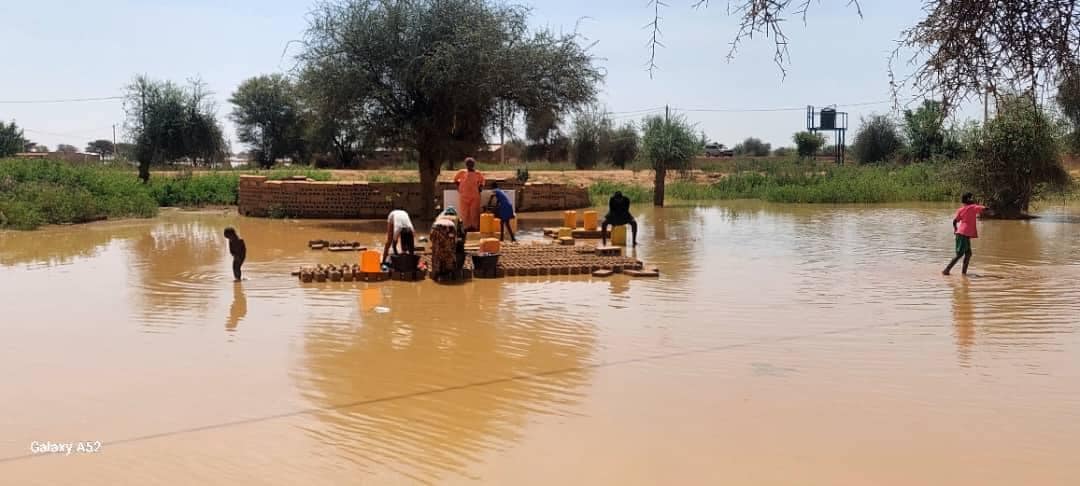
<box><xmin>2</xmin><ymin>203</ymin><xmax>1079</xmax><ymax>485</ymax></box>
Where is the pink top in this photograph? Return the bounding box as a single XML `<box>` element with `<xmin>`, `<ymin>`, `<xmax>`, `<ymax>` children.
<box><xmin>954</xmin><ymin>204</ymin><xmax>985</xmax><ymax>238</ymax></box>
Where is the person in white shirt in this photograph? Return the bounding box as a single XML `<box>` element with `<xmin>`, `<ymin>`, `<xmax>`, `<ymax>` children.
<box><xmin>382</xmin><ymin>207</ymin><xmax>416</xmax><ymax>264</ymax></box>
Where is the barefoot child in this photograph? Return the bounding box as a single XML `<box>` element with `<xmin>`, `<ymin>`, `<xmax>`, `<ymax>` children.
<box><xmin>943</xmin><ymin>193</ymin><xmax>985</xmax><ymax>276</ymax></box>
<box><xmin>224</xmin><ymin>227</ymin><xmax>247</xmax><ymax>281</ymax></box>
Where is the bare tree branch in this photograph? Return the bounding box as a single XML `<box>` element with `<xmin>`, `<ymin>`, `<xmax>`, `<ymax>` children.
<box><xmin>888</xmin><ymin>0</ymin><xmax>1080</xmax><ymax>114</ymax></box>
<box><xmin>646</xmin><ymin>0</ymin><xmax>667</xmax><ymax>78</ymax></box>
<box><xmin>649</xmin><ymin>1</ymin><xmax>862</xmax><ymax>78</ymax></box>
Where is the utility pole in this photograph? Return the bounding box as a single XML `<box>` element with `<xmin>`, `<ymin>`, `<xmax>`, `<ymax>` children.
<box><xmin>665</xmin><ymin>104</ymin><xmax>670</xmax><ymax>124</ymax></box>
<box><xmin>983</xmin><ymin>87</ymin><xmax>989</xmax><ymax>123</ymax></box>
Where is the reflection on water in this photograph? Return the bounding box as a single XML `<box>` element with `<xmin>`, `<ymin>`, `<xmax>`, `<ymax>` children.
<box><xmin>951</xmin><ymin>278</ymin><xmax>975</xmax><ymax>365</ymax></box>
<box><xmin>2</xmin><ymin>204</ymin><xmax>1080</xmax><ymax>484</ymax></box>
<box><xmin>300</xmin><ymin>280</ymin><xmax>594</xmax><ymax>481</ymax></box>
<box><xmin>226</xmin><ymin>283</ymin><xmax>247</xmax><ymax>332</ymax></box>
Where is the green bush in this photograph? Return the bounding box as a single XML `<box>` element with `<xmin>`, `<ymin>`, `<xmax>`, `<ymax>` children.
<box><xmin>589</xmin><ymin>162</ymin><xmax>963</xmax><ymax>205</ymax></box>
<box><xmin>853</xmin><ymin>115</ymin><xmax>905</xmax><ymax>164</ymax></box>
<box><xmin>733</xmin><ymin>137</ymin><xmax>772</xmax><ymax>156</ymax></box>
<box><xmin>960</xmin><ymin>95</ymin><xmax>1071</xmax><ymax>217</ymax></box>
<box><xmin>148</xmin><ymin>173</ymin><xmax>239</xmax><ymax>206</ymax></box>
<box><xmin>793</xmin><ymin>132</ymin><xmax>826</xmax><ymax>158</ymax></box>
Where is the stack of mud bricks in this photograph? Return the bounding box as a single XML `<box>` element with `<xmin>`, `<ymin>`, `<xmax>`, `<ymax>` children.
<box><xmin>238</xmin><ymin>176</ymin><xmax>589</xmax><ymax>218</ymax></box>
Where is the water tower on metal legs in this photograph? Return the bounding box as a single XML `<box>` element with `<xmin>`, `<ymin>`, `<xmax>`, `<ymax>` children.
<box><xmin>806</xmin><ymin>105</ymin><xmax>848</xmax><ymax>165</ymax></box>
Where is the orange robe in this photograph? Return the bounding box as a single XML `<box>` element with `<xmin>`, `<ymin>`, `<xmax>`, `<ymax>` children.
<box><xmin>453</xmin><ymin>169</ymin><xmax>485</xmax><ymax>230</ymax></box>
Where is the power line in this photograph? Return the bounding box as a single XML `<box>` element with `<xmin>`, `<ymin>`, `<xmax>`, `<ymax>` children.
<box><xmin>607</xmin><ymin>106</ymin><xmax>666</xmax><ymax>116</ymax></box>
<box><xmin>673</xmin><ymin>98</ymin><xmax>902</xmax><ymax>113</ymax></box>
<box><xmin>0</xmin><ymin>96</ymin><xmax>123</xmax><ymax>104</ymax></box>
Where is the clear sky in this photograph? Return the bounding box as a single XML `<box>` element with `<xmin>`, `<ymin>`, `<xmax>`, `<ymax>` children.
<box><xmin>0</xmin><ymin>0</ymin><xmax>977</xmax><ymax>152</ymax></box>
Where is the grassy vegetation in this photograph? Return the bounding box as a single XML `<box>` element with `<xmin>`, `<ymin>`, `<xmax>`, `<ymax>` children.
<box><xmin>1</xmin><ymin>158</ymin><xmax>159</xmax><ymax>229</ymax></box>
<box><xmin>589</xmin><ymin>163</ymin><xmax>964</xmax><ymax>205</ymax></box>
<box><xmin>0</xmin><ymin>158</ymin><xmax>334</xmax><ymax>229</ymax></box>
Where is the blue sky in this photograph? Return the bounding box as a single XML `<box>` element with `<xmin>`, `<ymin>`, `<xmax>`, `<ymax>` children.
<box><xmin>0</xmin><ymin>0</ymin><xmax>976</xmax><ymax>152</ymax></box>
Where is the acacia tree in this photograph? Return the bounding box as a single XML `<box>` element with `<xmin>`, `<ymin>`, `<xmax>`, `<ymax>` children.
<box><xmin>642</xmin><ymin>114</ymin><xmax>698</xmax><ymax>207</ymax></box>
<box><xmin>86</xmin><ymin>139</ymin><xmax>115</xmax><ymax>156</ymax></box>
<box><xmin>571</xmin><ymin>106</ymin><xmax>612</xmax><ymax>169</ymax></box>
<box><xmin>0</xmin><ymin>121</ymin><xmax>27</xmax><ymax>157</ymax></box>
<box><xmin>230</xmin><ymin>74</ymin><xmax>307</xmax><ymax>168</ymax></box>
<box><xmin>299</xmin><ymin>0</ymin><xmax>601</xmax><ymax>218</ymax></box>
<box><xmin>56</xmin><ymin>144</ymin><xmax>78</xmax><ymax>153</ymax></box>
<box><xmin>124</xmin><ymin>75</ymin><xmax>227</xmax><ymax>181</ymax></box>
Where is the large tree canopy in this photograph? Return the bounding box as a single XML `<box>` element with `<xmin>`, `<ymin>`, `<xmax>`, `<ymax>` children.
<box><xmin>124</xmin><ymin>76</ymin><xmax>227</xmax><ymax>181</ymax></box>
<box><xmin>298</xmin><ymin>0</ymin><xmax>602</xmax><ymax>218</ymax></box>
<box><xmin>230</xmin><ymin>74</ymin><xmax>307</xmax><ymax>168</ymax></box>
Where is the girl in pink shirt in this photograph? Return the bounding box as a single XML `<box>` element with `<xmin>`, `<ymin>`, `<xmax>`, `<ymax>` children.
<box><xmin>943</xmin><ymin>193</ymin><xmax>986</xmax><ymax>276</ymax></box>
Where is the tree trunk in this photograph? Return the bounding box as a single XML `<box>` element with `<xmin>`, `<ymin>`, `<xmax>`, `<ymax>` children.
<box><xmin>418</xmin><ymin>149</ymin><xmax>441</xmax><ymax>221</ymax></box>
<box><xmin>653</xmin><ymin>165</ymin><xmax>666</xmax><ymax>207</ymax></box>
<box><xmin>138</xmin><ymin>160</ymin><xmax>150</xmax><ymax>184</ymax></box>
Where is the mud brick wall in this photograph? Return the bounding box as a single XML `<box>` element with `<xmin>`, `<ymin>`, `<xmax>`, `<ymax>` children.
<box><xmin>238</xmin><ymin>176</ymin><xmax>589</xmax><ymax>218</ymax></box>
<box><xmin>518</xmin><ymin>182</ymin><xmax>592</xmax><ymax>212</ymax></box>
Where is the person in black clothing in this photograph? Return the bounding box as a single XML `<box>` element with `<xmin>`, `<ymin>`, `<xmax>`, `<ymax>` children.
<box><xmin>601</xmin><ymin>191</ymin><xmax>638</xmax><ymax>246</ymax></box>
<box><xmin>224</xmin><ymin>227</ymin><xmax>247</xmax><ymax>281</ymax></box>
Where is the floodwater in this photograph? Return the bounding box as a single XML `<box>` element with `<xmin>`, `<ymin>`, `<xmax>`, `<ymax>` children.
<box><xmin>2</xmin><ymin>202</ymin><xmax>1080</xmax><ymax>485</ymax></box>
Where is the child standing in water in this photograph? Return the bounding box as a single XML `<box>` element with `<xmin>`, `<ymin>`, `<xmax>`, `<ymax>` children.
<box><xmin>943</xmin><ymin>193</ymin><xmax>985</xmax><ymax>276</ymax></box>
<box><xmin>224</xmin><ymin>227</ymin><xmax>247</xmax><ymax>281</ymax></box>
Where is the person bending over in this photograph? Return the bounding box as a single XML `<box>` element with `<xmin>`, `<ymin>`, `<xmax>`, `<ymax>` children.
<box><xmin>383</xmin><ymin>208</ymin><xmax>416</xmax><ymax>264</ymax></box>
<box><xmin>601</xmin><ymin>191</ymin><xmax>638</xmax><ymax>246</ymax></box>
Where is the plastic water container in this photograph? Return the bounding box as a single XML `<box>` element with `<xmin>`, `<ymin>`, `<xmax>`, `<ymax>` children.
<box><xmin>611</xmin><ymin>225</ymin><xmax>627</xmax><ymax>246</ymax></box>
<box><xmin>563</xmin><ymin>210</ymin><xmax>577</xmax><ymax>229</ymax></box>
<box><xmin>493</xmin><ymin>217</ymin><xmax>501</xmax><ymax>231</ymax></box>
<box><xmin>360</xmin><ymin>249</ymin><xmax>382</xmax><ymax>273</ymax></box>
<box><xmin>479</xmin><ymin>237</ymin><xmax>501</xmax><ymax>253</ymax></box>
<box><xmin>558</xmin><ymin>227</ymin><xmax>572</xmax><ymax>239</ymax></box>
<box><xmin>479</xmin><ymin>213</ymin><xmax>495</xmax><ymax>233</ymax></box>
<box><xmin>582</xmin><ymin>210</ymin><xmax>598</xmax><ymax>230</ymax></box>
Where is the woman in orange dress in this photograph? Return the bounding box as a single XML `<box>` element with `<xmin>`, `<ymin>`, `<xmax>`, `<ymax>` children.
<box><xmin>453</xmin><ymin>157</ymin><xmax>485</xmax><ymax>231</ymax></box>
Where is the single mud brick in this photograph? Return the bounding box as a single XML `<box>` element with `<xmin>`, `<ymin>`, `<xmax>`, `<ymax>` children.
<box><xmin>528</xmin><ymin>268</ymin><xmax>539</xmax><ymax>276</ymax></box>
<box><xmin>612</xmin><ymin>265</ymin><xmax>623</xmax><ymax>273</ymax></box>
<box><xmin>592</xmin><ymin>269</ymin><xmax>614</xmax><ymax>277</ymax></box>
<box><xmin>495</xmin><ymin>269</ymin><xmax>506</xmax><ymax>278</ymax></box>
<box><xmin>625</xmin><ymin>269</ymin><xmax>660</xmax><ymax>278</ymax></box>
<box><xmin>315</xmin><ymin>273</ymin><xmax>327</xmax><ymax>282</ymax></box>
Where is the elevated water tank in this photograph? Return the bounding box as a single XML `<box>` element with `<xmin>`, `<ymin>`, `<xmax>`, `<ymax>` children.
<box><xmin>820</xmin><ymin>108</ymin><xmax>837</xmax><ymax>130</ymax></box>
